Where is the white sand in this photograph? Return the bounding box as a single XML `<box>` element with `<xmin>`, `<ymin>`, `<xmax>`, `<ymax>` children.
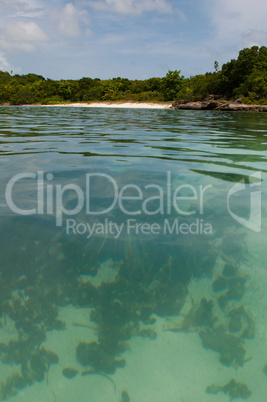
<box><xmin>43</xmin><ymin>102</ymin><xmax>172</xmax><ymax>109</ymax></box>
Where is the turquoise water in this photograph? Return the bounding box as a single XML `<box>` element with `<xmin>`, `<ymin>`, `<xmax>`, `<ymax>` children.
<box><xmin>0</xmin><ymin>106</ymin><xmax>266</xmax><ymax>401</ymax></box>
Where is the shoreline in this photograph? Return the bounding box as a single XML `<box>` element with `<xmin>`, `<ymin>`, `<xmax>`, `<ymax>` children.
<box><xmin>28</xmin><ymin>101</ymin><xmax>172</xmax><ymax>109</ymax></box>
<box><xmin>2</xmin><ymin>100</ymin><xmax>267</xmax><ymax>111</ymax></box>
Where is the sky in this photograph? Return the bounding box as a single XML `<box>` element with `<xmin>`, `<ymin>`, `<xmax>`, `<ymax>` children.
<box><xmin>0</xmin><ymin>0</ymin><xmax>267</xmax><ymax>80</ymax></box>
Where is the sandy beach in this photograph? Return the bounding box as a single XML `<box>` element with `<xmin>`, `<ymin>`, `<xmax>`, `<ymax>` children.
<box><xmin>42</xmin><ymin>102</ymin><xmax>172</xmax><ymax>109</ymax></box>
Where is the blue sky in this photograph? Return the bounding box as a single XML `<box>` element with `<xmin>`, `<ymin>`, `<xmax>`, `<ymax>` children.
<box><xmin>1</xmin><ymin>0</ymin><xmax>267</xmax><ymax>80</ymax></box>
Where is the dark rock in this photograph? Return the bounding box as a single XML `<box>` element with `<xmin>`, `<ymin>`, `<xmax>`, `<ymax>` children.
<box><xmin>62</xmin><ymin>367</ymin><xmax>79</xmax><ymax>379</ymax></box>
<box><xmin>45</xmin><ymin>349</ymin><xmax>59</xmax><ymax>365</ymax></box>
<box><xmin>172</xmin><ymin>100</ymin><xmax>267</xmax><ymax>112</ymax></box>
<box><xmin>138</xmin><ymin>328</ymin><xmax>157</xmax><ymax>339</ymax></box>
<box><xmin>76</xmin><ymin>341</ymin><xmax>126</xmax><ymax>374</ymax></box>
<box><xmin>12</xmin><ymin>374</ymin><xmax>28</xmax><ymax>390</ymax></box>
<box><xmin>222</xmin><ymin>263</ymin><xmax>237</xmax><ymax>278</ymax></box>
<box><xmin>228</xmin><ymin>307</ymin><xmax>243</xmax><ymax>333</ymax></box>
<box><xmin>199</xmin><ymin>325</ymin><xmax>246</xmax><ymax>367</ymax></box>
<box><xmin>120</xmin><ymin>390</ymin><xmax>130</xmax><ymax>402</ymax></box>
<box><xmin>227</xmin><ymin>277</ymin><xmax>246</xmax><ymax>301</ymax></box>
<box><xmin>212</xmin><ymin>276</ymin><xmax>228</xmax><ymax>292</ymax></box>
<box><xmin>30</xmin><ymin>354</ymin><xmax>46</xmax><ymax>382</ymax></box>
<box><xmin>207</xmin><ymin>379</ymin><xmax>252</xmax><ymax>400</ymax></box>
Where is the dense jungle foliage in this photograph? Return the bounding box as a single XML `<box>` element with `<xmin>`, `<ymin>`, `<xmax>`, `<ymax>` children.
<box><xmin>1</xmin><ymin>46</ymin><xmax>267</xmax><ymax>105</ymax></box>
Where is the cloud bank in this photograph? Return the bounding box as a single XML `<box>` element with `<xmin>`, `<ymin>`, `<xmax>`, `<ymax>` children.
<box><xmin>88</xmin><ymin>0</ymin><xmax>172</xmax><ymax>15</ymax></box>
<box><xmin>51</xmin><ymin>3</ymin><xmax>91</xmax><ymax>38</ymax></box>
<box><xmin>6</xmin><ymin>21</ymin><xmax>49</xmax><ymax>42</ymax></box>
<box><xmin>0</xmin><ymin>0</ymin><xmax>267</xmax><ymax>79</ymax></box>
<box><xmin>208</xmin><ymin>0</ymin><xmax>267</xmax><ymax>48</ymax></box>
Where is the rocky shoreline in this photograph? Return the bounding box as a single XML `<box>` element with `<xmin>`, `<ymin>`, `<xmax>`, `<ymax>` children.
<box><xmin>171</xmin><ymin>100</ymin><xmax>267</xmax><ymax>112</ymax></box>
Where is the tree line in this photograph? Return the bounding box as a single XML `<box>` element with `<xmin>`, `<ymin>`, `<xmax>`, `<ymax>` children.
<box><xmin>1</xmin><ymin>46</ymin><xmax>267</xmax><ymax>105</ymax></box>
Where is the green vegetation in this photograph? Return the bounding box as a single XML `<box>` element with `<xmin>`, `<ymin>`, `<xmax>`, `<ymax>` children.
<box><xmin>1</xmin><ymin>46</ymin><xmax>267</xmax><ymax>105</ymax></box>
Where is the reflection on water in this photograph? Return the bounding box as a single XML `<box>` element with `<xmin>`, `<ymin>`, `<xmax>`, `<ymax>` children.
<box><xmin>0</xmin><ymin>106</ymin><xmax>266</xmax><ymax>401</ymax></box>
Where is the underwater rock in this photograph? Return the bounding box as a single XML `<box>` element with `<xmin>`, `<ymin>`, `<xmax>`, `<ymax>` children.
<box><xmin>221</xmin><ymin>234</ymin><xmax>248</xmax><ymax>262</ymax></box>
<box><xmin>218</xmin><ymin>275</ymin><xmax>247</xmax><ymax>309</ymax></box>
<box><xmin>191</xmin><ymin>298</ymin><xmax>216</xmax><ymax>328</ymax></box>
<box><xmin>45</xmin><ymin>318</ymin><xmax>65</xmax><ymax>331</ymax></box>
<box><xmin>28</xmin><ymin>347</ymin><xmax>58</xmax><ymax>382</ymax></box>
<box><xmin>138</xmin><ymin>328</ymin><xmax>157</xmax><ymax>340</ymax></box>
<box><xmin>30</xmin><ymin>353</ymin><xmax>46</xmax><ymax>382</ymax></box>
<box><xmin>223</xmin><ymin>263</ymin><xmax>238</xmax><ymax>278</ymax></box>
<box><xmin>91</xmin><ymin>300</ymin><xmax>138</xmax><ymax>333</ymax></box>
<box><xmin>212</xmin><ymin>276</ymin><xmax>228</xmax><ymax>292</ymax></box>
<box><xmin>146</xmin><ymin>275</ymin><xmax>188</xmax><ymax>317</ymax></box>
<box><xmin>228</xmin><ymin>307</ymin><xmax>244</xmax><ymax>333</ymax></box>
<box><xmin>76</xmin><ymin>341</ymin><xmax>126</xmax><ymax>374</ymax></box>
<box><xmin>227</xmin><ymin>277</ymin><xmax>247</xmax><ymax>300</ymax></box>
<box><xmin>165</xmin><ymin>298</ymin><xmax>217</xmax><ymax>333</ymax></box>
<box><xmin>11</xmin><ymin>374</ymin><xmax>28</xmax><ymax>391</ymax></box>
<box><xmin>139</xmin><ymin>306</ymin><xmax>154</xmax><ymax>324</ymax></box>
<box><xmin>90</xmin><ymin>297</ymin><xmax>140</xmax><ymax>362</ymax></box>
<box><xmin>227</xmin><ymin>306</ymin><xmax>255</xmax><ymax>339</ymax></box>
<box><xmin>241</xmin><ymin>313</ymin><xmax>255</xmax><ymax>340</ymax></box>
<box><xmin>0</xmin><ymin>343</ymin><xmax>8</xmax><ymax>354</ymax></box>
<box><xmin>206</xmin><ymin>378</ymin><xmax>252</xmax><ymax>400</ymax></box>
<box><xmin>62</xmin><ymin>367</ymin><xmax>79</xmax><ymax>379</ymax></box>
<box><xmin>0</xmin><ymin>370</ymin><xmax>42</xmax><ymax>400</ymax></box>
<box><xmin>199</xmin><ymin>325</ymin><xmax>246</xmax><ymax>367</ymax></box>
<box><xmin>213</xmin><ymin>275</ymin><xmax>246</xmax><ymax>299</ymax></box>
<box><xmin>1</xmin><ymin>340</ymin><xmax>58</xmax><ymax>369</ymax></box>
<box><xmin>0</xmin><ymin>341</ymin><xmax>59</xmax><ymax>399</ymax></box>
<box><xmin>45</xmin><ymin>349</ymin><xmax>59</xmax><ymax>365</ymax></box>
<box><xmin>120</xmin><ymin>390</ymin><xmax>130</xmax><ymax>402</ymax></box>
<box><xmin>0</xmin><ymin>375</ymin><xmax>18</xmax><ymax>400</ymax></box>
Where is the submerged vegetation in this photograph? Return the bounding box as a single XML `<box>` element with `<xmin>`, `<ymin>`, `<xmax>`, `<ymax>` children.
<box><xmin>0</xmin><ymin>210</ymin><xmax>257</xmax><ymax>399</ymax></box>
<box><xmin>1</xmin><ymin>46</ymin><xmax>267</xmax><ymax>105</ymax></box>
<box><xmin>206</xmin><ymin>379</ymin><xmax>252</xmax><ymax>400</ymax></box>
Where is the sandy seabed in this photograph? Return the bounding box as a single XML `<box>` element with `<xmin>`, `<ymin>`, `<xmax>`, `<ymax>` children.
<box><xmin>3</xmin><ymin>246</ymin><xmax>267</xmax><ymax>402</ymax></box>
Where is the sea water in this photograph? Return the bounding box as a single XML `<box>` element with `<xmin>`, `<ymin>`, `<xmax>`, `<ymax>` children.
<box><xmin>0</xmin><ymin>105</ymin><xmax>266</xmax><ymax>401</ymax></box>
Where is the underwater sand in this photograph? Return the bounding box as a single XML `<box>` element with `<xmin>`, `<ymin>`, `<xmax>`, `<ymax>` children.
<box><xmin>4</xmin><ymin>250</ymin><xmax>267</xmax><ymax>402</ymax></box>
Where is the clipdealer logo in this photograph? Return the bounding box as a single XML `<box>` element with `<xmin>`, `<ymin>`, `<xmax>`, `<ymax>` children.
<box><xmin>227</xmin><ymin>171</ymin><xmax>261</xmax><ymax>233</ymax></box>
<box><xmin>5</xmin><ymin>170</ymin><xmax>262</xmax><ymax>234</ymax></box>
<box><xmin>5</xmin><ymin>172</ymin><xmax>213</xmax><ymax>235</ymax></box>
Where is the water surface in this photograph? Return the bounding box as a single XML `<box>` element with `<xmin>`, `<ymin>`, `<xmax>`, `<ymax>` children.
<box><xmin>0</xmin><ymin>106</ymin><xmax>266</xmax><ymax>401</ymax></box>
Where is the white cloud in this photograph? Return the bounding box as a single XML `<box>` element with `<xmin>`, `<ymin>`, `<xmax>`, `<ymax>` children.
<box><xmin>1</xmin><ymin>0</ymin><xmax>43</xmax><ymax>17</ymax></box>
<box><xmin>88</xmin><ymin>0</ymin><xmax>172</xmax><ymax>15</ymax></box>
<box><xmin>0</xmin><ymin>0</ymin><xmax>50</xmax><ymax>58</ymax></box>
<box><xmin>52</xmin><ymin>3</ymin><xmax>91</xmax><ymax>38</ymax></box>
<box><xmin>202</xmin><ymin>0</ymin><xmax>267</xmax><ymax>65</ymax></box>
<box><xmin>208</xmin><ymin>0</ymin><xmax>267</xmax><ymax>43</ymax></box>
<box><xmin>0</xmin><ymin>53</ymin><xmax>11</xmax><ymax>70</ymax></box>
<box><xmin>241</xmin><ymin>30</ymin><xmax>267</xmax><ymax>48</ymax></box>
<box><xmin>6</xmin><ymin>21</ymin><xmax>50</xmax><ymax>42</ymax></box>
<box><xmin>0</xmin><ymin>38</ymin><xmax>36</xmax><ymax>52</ymax></box>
